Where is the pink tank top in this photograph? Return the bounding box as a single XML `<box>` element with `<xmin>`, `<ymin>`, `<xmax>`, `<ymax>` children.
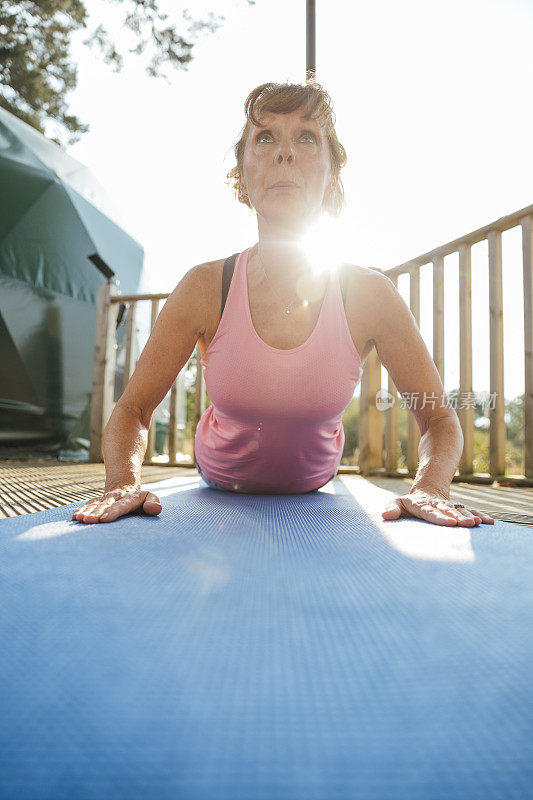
<box><xmin>195</xmin><ymin>247</ymin><xmax>363</xmax><ymax>493</ymax></box>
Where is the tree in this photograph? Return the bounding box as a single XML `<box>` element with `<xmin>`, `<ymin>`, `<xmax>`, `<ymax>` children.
<box><xmin>0</xmin><ymin>0</ymin><xmax>254</xmax><ymax>146</ymax></box>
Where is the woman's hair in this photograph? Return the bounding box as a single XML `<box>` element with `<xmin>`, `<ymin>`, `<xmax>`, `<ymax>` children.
<box><xmin>226</xmin><ymin>79</ymin><xmax>347</xmax><ymax>217</ymax></box>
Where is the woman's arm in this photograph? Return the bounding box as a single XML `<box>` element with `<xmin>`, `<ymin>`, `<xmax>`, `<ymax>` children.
<box><xmin>409</xmin><ymin>414</ymin><xmax>463</xmax><ymax>499</ymax></box>
<box><xmin>103</xmin><ymin>263</ymin><xmax>209</xmax><ymax>484</ymax></box>
<box><xmin>73</xmin><ymin>263</ymin><xmax>211</xmax><ymax>524</ymax></box>
<box><xmin>359</xmin><ymin>270</ymin><xmax>493</xmax><ymax>526</ymax></box>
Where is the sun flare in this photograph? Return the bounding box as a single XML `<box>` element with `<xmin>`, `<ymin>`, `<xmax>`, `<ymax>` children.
<box><xmin>298</xmin><ymin>216</ymin><xmax>348</xmax><ymax>277</ymax></box>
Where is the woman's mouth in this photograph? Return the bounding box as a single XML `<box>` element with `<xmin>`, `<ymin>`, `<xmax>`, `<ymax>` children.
<box><xmin>269</xmin><ymin>181</ymin><xmax>299</xmax><ymax>190</ymax></box>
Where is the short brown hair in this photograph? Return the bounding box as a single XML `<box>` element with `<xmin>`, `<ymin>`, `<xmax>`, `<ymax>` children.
<box><xmin>227</xmin><ymin>79</ymin><xmax>347</xmax><ymax>217</ymax></box>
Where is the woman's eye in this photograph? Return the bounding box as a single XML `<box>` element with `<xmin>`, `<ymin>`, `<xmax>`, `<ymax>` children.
<box><xmin>255</xmin><ymin>130</ymin><xmax>317</xmax><ymax>144</ymax></box>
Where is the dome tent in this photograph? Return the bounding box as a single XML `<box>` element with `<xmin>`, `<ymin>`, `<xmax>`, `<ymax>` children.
<box><xmin>0</xmin><ymin>107</ymin><xmax>145</xmax><ymax>450</ymax></box>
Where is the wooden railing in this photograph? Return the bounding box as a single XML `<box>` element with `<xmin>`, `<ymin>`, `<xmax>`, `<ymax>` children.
<box><xmin>89</xmin><ymin>290</ymin><xmax>206</xmax><ymax>465</ymax></box>
<box><xmin>89</xmin><ymin>201</ymin><xmax>533</xmax><ymax>483</ymax></box>
<box><xmin>359</xmin><ymin>202</ymin><xmax>533</xmax><ymax>484</ymax></box>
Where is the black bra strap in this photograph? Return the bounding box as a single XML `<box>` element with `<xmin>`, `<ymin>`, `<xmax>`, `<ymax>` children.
<box><xmin>221</xmin><ymin>253</ymin><xmax>239</xmax><ymax>319</ymax></box>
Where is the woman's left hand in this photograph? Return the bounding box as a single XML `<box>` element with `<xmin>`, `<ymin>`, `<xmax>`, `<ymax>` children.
<box><xmin>382</xmin><ymin>488</ymin><xmax>495</xmax><ymax>527</ymax></box>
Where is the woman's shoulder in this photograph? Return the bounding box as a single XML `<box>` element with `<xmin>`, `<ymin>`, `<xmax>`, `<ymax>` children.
<box><xmin>187</xmin><ymin>256</ymin><xmax>226</xmax><ymax>280</ymax></box>
<box><xmin>178</xmin><ymin>257</ymin><xmax>226</xmax><ymax>296</ymax></box>
<box><xmin>341</xmin><ymin>264</ymin><xmax>397</xmax><ymax>327</ymax></box>
<box><xmin>341</xmin><ymin>262</ymin><xmax>383</xmax><ymax>279</ymax></box>
<box><xmin>181</xmin><ymin>257</ymin><xmax>231</xmax><ymax>330</ymax></box>
<box><xmin>341</xmin><ymin>263</ymin><xmax>388</xmax><ymax>297</ymax></box>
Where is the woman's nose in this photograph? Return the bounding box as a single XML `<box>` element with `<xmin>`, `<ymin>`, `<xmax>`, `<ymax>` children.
<box><xmin>274</xmin><ymin>141</ymin><xmax>294</xmax><ymax>164</ymax></box>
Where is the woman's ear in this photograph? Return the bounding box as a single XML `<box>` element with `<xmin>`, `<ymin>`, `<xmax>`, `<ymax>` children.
<box><xmin>238</xmin><ymin>174</ymin><xmax>249</xmax><ymax>204</ymax></box>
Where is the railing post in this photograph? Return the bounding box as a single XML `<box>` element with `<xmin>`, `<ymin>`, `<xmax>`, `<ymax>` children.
<box><xmin>89</xmin><ymin>282</ymin><xmax>119</xmax><ymax>462</ymax></box>
<box><xmin>384</xmin><ymin>274</ymin><xmax>399</xmax><ymax>471</ymax></box>
<box><xmin>122</xmin><ymin>301</ymin><xmax>137</xmax><ymax>392</ymax></box>
<box><xmin>168</xmin><ymin>370</ymin><xmax>187</xmax><ymax>464</ymax></box>
<box><xmin>432</xmin><ymin>255</ymin><xmax>445</xmax><ymax>379</ymax></box>
<box><xmin>488</xmin><ymin>230</ymin><xmax>506</xmax><ymax>477</ymax></box>
<box><xmin>458</xmin><ymin>244</ymin><xmax>474</xmax><ymax>474</ymax></box>
<box><xmin>522</xmin><ymin>214</ymin><xmax>533</xmax><ymax>478</ymax></box>
<box><xmin>358</xmin><ymin>347</ymin><xmax>382</xmax><ymax>474</ymax></box>
<box><xmin>407</xmin><ymin>268</ymin><xmax>421</xmax><ymax>476</ymax></box>
<box><xmin>144</xmin><ymin>299</ymin><xmax>160</xmax><ymax>463</ymax></box>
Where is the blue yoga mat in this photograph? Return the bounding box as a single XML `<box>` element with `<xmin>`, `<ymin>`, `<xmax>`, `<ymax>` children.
<box><xmin>1</xmin><ymin>476</ymin><xmax>532</xmax><ymax>800</ymax></box>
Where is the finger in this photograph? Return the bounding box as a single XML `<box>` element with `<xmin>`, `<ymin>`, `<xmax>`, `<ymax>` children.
<box><xmin>436</xmin><ymin>503</ymin><xmax>481</xmax><ymax>527</ymax></box>
<box><xmin>72</xmin><ymin>499</ymin><xmax>105</xmax><ymax>521</ymax></box>
<box><xmin>467</xmin><ymin>507</ymin><xmax>495</xmax><ymax>524</ymax></box>
<box><xmin>382</xmin><ymin>498</ymin><xmax>456</xmax><ymax>525</ymax></box>
<box><xmin>77</xmin><ymin>500</ymin><xmax>122</xmax><ymax>523</ymax></box>
<box><xmin>142</xmin><ymin>492</ymin><xmax>162</xmax><ymax>516</ymax></box>
<box><xmin>72</xmin><ymin>491</ymin><xmax>127</xmax><ymax>518</ymax></box>
<box><xmin>72</xmin><ymin>499</ymin><xmax>100</xmax><ymax>515</ymax></box>
<box><xmin>98</xmin><ymin>494</ymin><xmax>144</xmax><ymax>522</ymax></box>
<box><xmin>381</xmin><ymin>499</ymin><xmax>402</xmax><ymax>519</ymax></box>
<box><xmin>458</xmin><ymin>508</ymin><xmax>483</xmax><ymax>525</ymax></box>
<box><xmin>79</xmin><ymin>493</ymin><xmax>141</xmax><ymax>524</ymax></box>
<box><xmin>413</xmin><ymin>503</ymin><xmax>461</xmax><ymax>526</ymax></box>
<box><xmin>87</xmin><ymin>490</ymin><xmax>162</xmax><ymax>524</ymax></box>
<box><xmin>100</xmin><ymin>492</ymin><xmax>160</xmax><ymax>523</ymax></box>
<box><xmin>396</xmin><ymin>496</ymin><xmax>461</xmax><ymax>526</ymax></box>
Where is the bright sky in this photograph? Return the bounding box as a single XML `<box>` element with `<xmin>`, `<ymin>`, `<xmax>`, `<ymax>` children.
<box><xmin>66</xmin><ymin>0</ymin><xmax>533</xmax><ymax>401</ymax></box>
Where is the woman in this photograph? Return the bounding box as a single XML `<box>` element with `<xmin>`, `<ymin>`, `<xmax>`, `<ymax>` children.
<box><xmin>73</xmin><ymin>80</ymin><xmax>493</xmax><ymax>527</ymax></box>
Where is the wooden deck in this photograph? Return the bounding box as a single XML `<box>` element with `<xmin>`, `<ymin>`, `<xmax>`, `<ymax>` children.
<box><xmin>1</xmin><ymin>461</ymin><xmax>532</xmax><ymax>526</ymax></box>
<box><xmin>0</xmin><ymin>461</ymin><xmax>194</xmax><ymax>518</ymax></box>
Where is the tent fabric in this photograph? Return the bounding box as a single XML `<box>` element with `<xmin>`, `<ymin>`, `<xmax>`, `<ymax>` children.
<box><xmin>0</xmin><ymin>180</ymin><xmax>144</xmax><ymax>303</ymax></box>
<box><xmin>1</xmin><ymin>476</ymin><xmax>531</xmax><ymax>799</ymax></box>
<box><xmin>0</xmin><ymin>275</ymin><xmax>98</xmax><ymax>424</ymax></box>
<box><xmin>0</xmin><ymin>106</ymin><xmax>146</xmax><ymax>443</ymax></box>
<box><xmin>0</xmin><ymin>106</ymin><xmax>126</xmax><ymax>226</ymax></box>
<box><xmin>0</xmin><ymin>308</ymin><xmax>39</xmax><ymax>406</ymax></box>
<box><xmin>0</xmin><ymin>108</ymin><xmax>145</xmax><ymax>304</ymax></box>
<box><xmin>1</xmin><ymin>181</ymin><xmax>104</xmax><ymax>301</ymax></box>
<box><xmin>0</xmin><ymin>158</ymin><xmax>55</xmax><ymax>240</ymax></box>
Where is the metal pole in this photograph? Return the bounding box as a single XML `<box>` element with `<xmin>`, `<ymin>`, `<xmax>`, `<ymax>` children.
<box><xmin>306</xmin><ymin>0</ymin><xmax>316</xmax><ymax>81</ymax></box>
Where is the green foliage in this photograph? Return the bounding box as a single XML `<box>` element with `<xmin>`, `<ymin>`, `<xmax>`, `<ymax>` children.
<box><xmin>505</xmin><ymin>394</ymin><xmax>524</xmax><ymax>448</ymax></box>
<box><xmin>338</xmin><ymin>387</ymin><xmax>526</xmax><ymax>474</ymax></box>
<box><xmin>184</xmin><ymin>350</ymin><xmax>199</xmax><ymax>442</ymax></box>
<box><xmin>473</xmin><ymin>394</ymin><xmax>525</xmax><ymax>475</ymax></box>
<box><xmin>0</xmin><ymin>0</ymin><xmax>253</xmax><ymax>146</ymax></box>
<box><xmin>0</xmin><ymin>0</ymin><xmax>89</xmax><ymax>143</ymax></box>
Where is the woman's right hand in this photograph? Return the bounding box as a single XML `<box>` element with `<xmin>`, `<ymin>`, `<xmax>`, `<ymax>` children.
<box><xmin>72</xmin><ymin>485</ymin><xmax>162</xmax><ymax>524</ymax></box>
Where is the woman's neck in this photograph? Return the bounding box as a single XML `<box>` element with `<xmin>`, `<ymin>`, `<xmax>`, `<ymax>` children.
<box><xmin>248</xmin><ymin>238</ymin><xmax>328</xmax><ymax>313</ymax></box>
<box><xmin>252</xmin><ymin>219</ymin><xmax>312</xmax><ymax>284</ymax></box>
<box><xmin>254</xmin><ymin>241</ymin><xmax>307</xmax><ymax>275</ymax></box>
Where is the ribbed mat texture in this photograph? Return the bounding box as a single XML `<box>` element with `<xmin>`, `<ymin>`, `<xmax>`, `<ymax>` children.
<box><xmin>0</xmin><ymin>477</ymin><xmax>532</xmax><ymax>799</ymax></box>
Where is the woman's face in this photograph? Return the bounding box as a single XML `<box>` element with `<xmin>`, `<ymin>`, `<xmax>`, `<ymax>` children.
<box><xmin>241</xmin><ymin>106</ymin><xmax>333</xmax><ymax>231</ymax></box>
